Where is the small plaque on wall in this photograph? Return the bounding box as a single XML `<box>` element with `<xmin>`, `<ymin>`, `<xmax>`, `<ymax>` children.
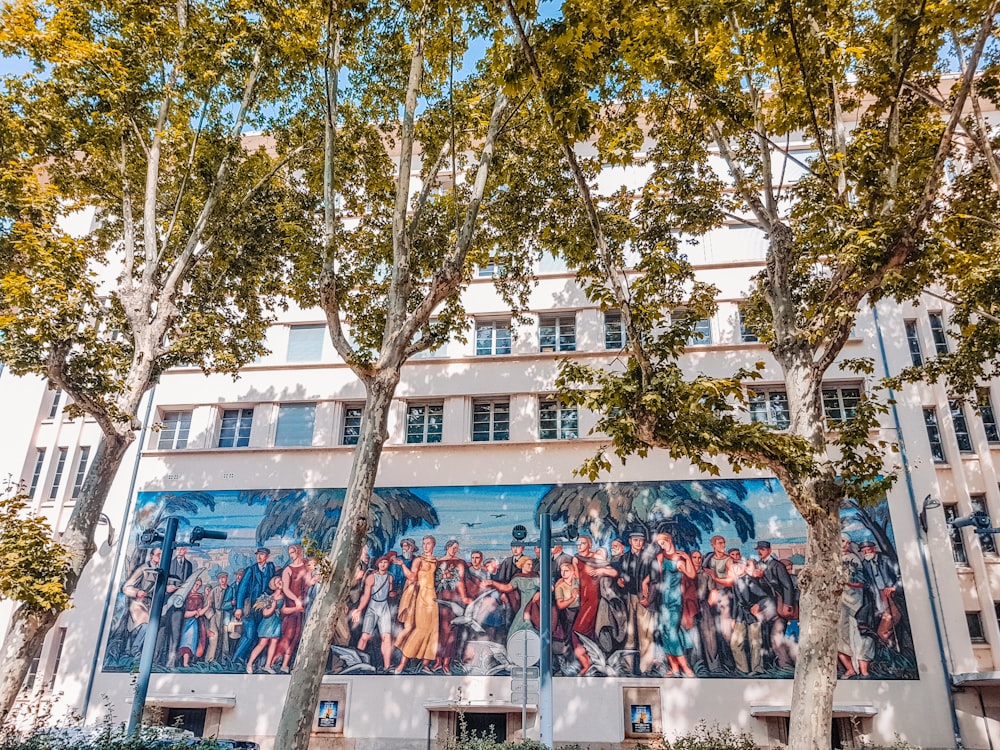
<box><xmin>317</xmin><ymin>701</ymin><xmax>339</xmax><ymax>729</ymax></box>
<box><xmin>623</xmin><ymin>687</ymin><xmax>662</xmax><ymax>739</ymax></box>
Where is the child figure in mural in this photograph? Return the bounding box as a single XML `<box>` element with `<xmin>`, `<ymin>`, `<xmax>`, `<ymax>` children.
<box><xmin>247</xmin><ymin>575</ymin><xmax>284</xmax><ymax>674</ymax></box>
<box><xmin>178</xmin><ymin>578</ymin><xmax>211</xmax><ymax>667</ymax></box>
<box><xmin>351</xmin><ymin>554</ymin><xmax>397</xmax><ymax>672</ymax></box>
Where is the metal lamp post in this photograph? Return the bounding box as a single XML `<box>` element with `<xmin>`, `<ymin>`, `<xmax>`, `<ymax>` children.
<box><xmin>127</xmin><ymin>519</ymin><xmax>227</xmax><ymax>736</ymax></box>
<box><xmin>512</xmin><ymin>514</ymin><xmax>576</xmax><ymax>749</ymax></box>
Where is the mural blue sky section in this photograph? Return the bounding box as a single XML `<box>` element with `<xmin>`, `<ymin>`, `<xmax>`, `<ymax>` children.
<box><xmin>103</xmin><ymin>479</ymin><xmax>915</xmax><ymax>680</ymax></box>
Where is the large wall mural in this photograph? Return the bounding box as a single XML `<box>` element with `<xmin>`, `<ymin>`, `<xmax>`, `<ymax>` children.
<box><xmin>103</xmin><ymin>479</ymin><xmax>917</xmax><ymax>679</ymax></box>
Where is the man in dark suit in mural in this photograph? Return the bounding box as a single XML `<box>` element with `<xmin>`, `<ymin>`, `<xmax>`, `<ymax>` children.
<box><xmin>618</xmin><ymin>527</ymin><xmax>658</xmax><ymax>675</ymax></box>
<box><xmin>754</xmin><ymin>540</ymin><xmax>796</xmax><ymax>670</ymax></box>
<box><xmin>233</xmin><ymin>547</ymin><xmax>277</xmax><ymax>666</ymax></box>
<box><xmin>857</xmin><ymin>539</ymin><xmax>906</xmax><ymax>652</ymax></box>
<box><xmin>156</xmin><ymin>545</ymin><xmax>194</xmax><ymax>667</ymax></box>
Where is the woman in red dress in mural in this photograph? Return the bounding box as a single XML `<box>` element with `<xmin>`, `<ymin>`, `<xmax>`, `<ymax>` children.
<box><xmin>273</xmin><ymin>544</ymin><xmax>309</xmax><ymax>672</ymax></box>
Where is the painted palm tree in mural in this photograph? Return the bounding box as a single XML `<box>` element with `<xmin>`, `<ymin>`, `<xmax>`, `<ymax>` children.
<box><xmin>126</xmin><ymin>491</ymin><xmax>219</xmax><ymax>571</ymax></box>
<box><xmin>242</xmin><ymin>488</ymin><xmax>438</xmax><ymax>555</ymax></box>
<box><xmin>537</xmin><ymin>480</ymin><xmax>755</xmax><ymax>549</ymax></box>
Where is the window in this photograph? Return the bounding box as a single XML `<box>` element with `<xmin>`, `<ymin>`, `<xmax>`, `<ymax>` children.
<box><xmin>539</xmin><ymin>398</ymin><xmax>578</xmax><ymax>440</ymax></box>
<box><xmin>950</xmin><ymin>400</ymin><xmax>975</xmax><ymax>454</ymax></box>
<box><xmin>47</xmin><ymin>628</ymin><xmax>67</xmax><ymax>690</ymax></box>
<box><xmin>904</xmin><ymin>320</ymin><xmax>923</xmax><ymax>367</ymax></box>
<box><xmin>342</xmin><ymin>405</ymin><xmax>363</xmax><ymax>446</ymax></box>
<box><xmin>472</xmin><ymin>399</ymin><xmax>510</xmax><ymax>442</ymax></box>
<box><xmin>604</xmin><ymin>311</ymin><xmax>626</xmax><ymax>350</ymax></box>
<box><xmin>971</xmin><ymin>495</ymin><xmax>997</xmax><ymax>555</ymax></box>
<box><xmin>28</xmin><ymin>449</ymin><xmax>46</xmax><ymax>499</ymax></box>
<box><xmin>158</xmin><ymin>410</ymin><xmax>193</xmax><ymax>450</ymax></box>
<box><xmin>406</xmin><ymin>403</ymin><xmax>443</xmax><ymax>444</ymax></box>
<box><xmin>477</xmin><ymin>260</ymin><xmax>499</xmax><ymax>277</ymax></box>
<box><xmin>49</xmin><ymin>447</ymin><xmax>68</xmax><ymax>500</ymax></box>
<box><xmin>71</xmin><ymin>446</ymin><xmax>90</xmax><ymax>499</ymax></box>
<box><xmin>738</xmin><ymin>306</ymin><xmax>758</xmax><ymax>343</ymax></box>
<box><xmin>994</xmin><ymin>602</ymin><xmax>1000</xmax><ymax>632</ymax></box>
<box><xmin>823</xmin><ymin>387</ymin><xmax>861</xmax><ymax>424</ymax></box>
<box><xmin>928</xmin><ymin>312</ymin><xmax>949</xmax><ymax>354</ymax></box>
<box><xmin>47</xmin><ymin>388</ymin><xmax>62</xmax><ymax>419</ymax></box>
<box><xmin>22</xmin><ymin>653</ymin><xmax>39</xmax><ymax>693</ymax></box>
<box><xmin>924</xmin><ymin>408</ymin><xmax>946</xmax><ymax>462</ymax></box>
<box><xmin>539</xmin><ymin>315</ymin><xmax>576</xmax><ymax>352</ymax></box>
<box><xmin>275</xmin><ymin>403</ymin><xmax>316</xmax><ymax>447</ymax></box>
<box><xmin>687</xmin><ymin>317</ymin><xmax>713</xmax><ymax>345</ymax></box>
<box><xmin>979</xmin><ymin>388</ymin><xmax>999</xmax><ymax>443</ymax></box>
<box><xmin>286</xmin><ymin>324</ymin><xmax>326</xmax><ymax>362</ymax></box>
<box><xmin>218</xmin><ymin>408</ymin><xmax>254</xmax><ymax>448</ymax></box>
<box><xmin>749</xmin><ymin>389</ymin><xmax>790</xmax><ymax>430</ymax></box>
<box><xmin>967</xmin><ymin>611</ymin><xmax>987</xmax><ymax>642</ymax></box>
<box><xmin>945</xmin><ymin>504</ymin><xmax>969</xmax><ymax>564</ymax></box>
<box><xmin>476</xmin><ymin>319</ymin><xmax>511</xmax><ymax>356</ymax></box>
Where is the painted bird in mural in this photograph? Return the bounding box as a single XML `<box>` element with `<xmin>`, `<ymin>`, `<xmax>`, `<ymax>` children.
<box><xmin>574</xmin><ymin>632</ymin><xmax>637</xmax><ymax>677</ymax></box>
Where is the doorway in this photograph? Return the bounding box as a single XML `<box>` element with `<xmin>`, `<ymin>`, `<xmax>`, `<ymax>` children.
<box><xmin>461</xmin><ymin>713</ymin><xmax>507</xmax><ymax>742</ymax></box>
<box><xmin>163</xmin><ymin>707</ymin><xmax>207</xmax><ymax>737</ymax></box>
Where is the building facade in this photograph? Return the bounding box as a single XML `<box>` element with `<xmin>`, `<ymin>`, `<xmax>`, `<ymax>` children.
<box><xmin>3</xmin><ymin>158</ymin><xmax>1000</xmax><ymax>750</ymax></box>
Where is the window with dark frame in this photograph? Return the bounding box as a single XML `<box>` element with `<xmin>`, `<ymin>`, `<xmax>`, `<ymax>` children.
<box><xmin>406</xmin><ymin>403</ymin><xmax>443</xmax><ymax>444</ymax></box>
<box><xmin>539</xmin><ymin>398</ymin><xmax>579</xmax><ymax>440</ymax></box>
<box><xmin>967</xmin><ymin>611</ymin><xmax>987</xmax><ymax>642</ymax></box>
<box><xmin>738</xmin><ymin>305</ymin><xmax>759</xmax><ymax>343</ymax></box>
<box><xmin>904</xmin><ymin>319</ymin><xmax>923</xmax><ymax>367</ymax></box>
<box><xmin>472</xmin><ymin>399</ymin><xmax>510</xmax><ymax>442</ymax></box>
<box><xmin>47</xmin><ymin>388</ymin><xmax>62</xmax><ymax>419</ymax></box>
<box><xmin>218</xmin><ymin>408</ymin><xmax>254</xmax><ymax>448</ymax></box>
<box><xmin>979</xmin><ymin>388</ymin><xmax>1000</xmax><ymax>443</ymax></box>
<box><xmin>342</xmin><ymin>405</ymin><xmax>363</xmax><ymax>446</ymax></box>
<box><xmin>48</xmin><ymin>447</ymin><xmax>68</xmax><ymax>500</ymax></box>
<box><xmin>924</xmin><ymin>408</ymin><xmax>946</xmax><ymax>462</ymax></box>
<box><xmin>28</xmin><ymin>449</ymin><xmax>46</xmax><ymax>498</ymax></box>
<box><xmin>970</xmin><ymin>494</ymin><xmax>997</xmax><ymax>555</ymax></box>
<box><xmin>822</xmin><ymin>387</ymin><xmax>861</xmax><ymax>424</ymax></box>
<box><xmin>749</xmin><ymin>389</ymin><xmax>790</xmax><ymax>430</ymax></box>
<box><xmin>604</xmin><ymin>311</ymin><xmax>626</xmax><ymax>350</ymax></box>
<box><xmin>475</xmin><ymin>319</ymin><xmax>512</xmax><ymax>356</ymax></box>
<box><xmin>950</xmin><ymin>400</ymin><xmax>975</xmax><ymax>453</ymax></box>
<box><xmin>945</xmin><ymin>504</ymin><xmax>969</xmax><ymax>564</ymax></box>
<box><xmin>539</xmin><ymin>314</ymin><xmax>576</xmax><ymax>352</ymax></box>
<box><xmin>71</xmin><ymin>446</ymin><xmax>90</xmax><ymax>499</ymax></box>
<box><xmin>928</xmin><ymin>312</ymin><xmax>949</xmax><ymax>354</ymax></box>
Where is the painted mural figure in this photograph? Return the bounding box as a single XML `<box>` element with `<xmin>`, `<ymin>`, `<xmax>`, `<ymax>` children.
<box><xmin>103</xmin><ymin>480</ymin><xmax>917</xmax><ymax>681</ymax></box>
<box><xmin>233</xmin><ymin>547</ymin><xmax>277</xmax><ymax>667</ymax></box>
<box><xmin>394</xmin><ymin>535</ymin><xmax>440</xmax><ymax>674</ymax></box>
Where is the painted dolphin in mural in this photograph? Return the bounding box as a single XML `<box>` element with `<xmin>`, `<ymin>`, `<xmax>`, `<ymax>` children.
<box><xmin>575</xmin><ymin>632</ymin><xmax>637</xmax><ymax>677</ymax></box>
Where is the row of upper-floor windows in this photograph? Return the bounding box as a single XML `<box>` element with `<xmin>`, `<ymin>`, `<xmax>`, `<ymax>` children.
<box><xmin>274</xmin><ymin>306</ymin><xmax>761</xmax><ymax>365</ymax></box>
<box><xmin>27</xmin><ymin>444</ymin><xmax>91</xmax><ymax>503</ymax></box>
<box><xmin>922</xmin><ymin>391</ymin><xmax>1000</xmax><ymax>462</ymax></box>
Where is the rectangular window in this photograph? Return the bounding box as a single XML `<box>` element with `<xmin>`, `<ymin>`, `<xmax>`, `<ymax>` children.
<box><xmin>478</xmin><ymin>260</ymin><xmax>499</xmax><ymax>277</ymax></box>
<box><xmin>928</xmin><ymin>312</ymin><xmax>949</xmax><ymax>354</ymax></box>
<box><xmin>22</xmin><ymin>654</ymin><xmax>39</xmax><ymax>693</ymax></box>
<box><xmin>476</xmin><ymin>320</ymin><xmax>512</xmax><ymax>356</ymax></box>
<box><xmin>71</xmin><ymin>446</ymin><xmax>90</xmax><ymax>499</ymax></box>
<box><xmin>218</xmin><ymin>408</ymin><xmax>254</xmax><ymax>448</ymax></box>
<box><xmin>967</xmin><ymin>611</ymin><xmax>987</xmax><ymax>642</ymax></box>
<box><xmin>950</xmin><ymin>400</ymin><xmax>975</xmax><ymax>453</ymax></box>
<box><xmin>749</xmin><ymin>390</ymin><xmax>790</xmax><ymax>430</ymax></box>
<box><xmin>286</xmin><ymin>324</ymin><xmax>326</xmax><ymax>362</ymax></box>
<box><xmin>342</xmin><ymin>405</ymin><xmax>363</xmax><ymax>446</ymax></box>
<box><xmin>994</xmin><ymin>602</ymin><xmax>1000</xmax><ymax>633</ymax></box>
<box><xmin>406</xmin><ymin>403</ymin><xmax>443</xmax><ymax>444</ymax></box>
<box><xmin>539</xmin><ymin>399</ymin><xmax>578</xmax><ymax>440</ymax></box>
<box><xmin>275</xmin><ymin>403</ymin><xmax>316</xmax><ymax>447</ymax></box>
<box><xmin>687</xmin><ymin>317</ymin><xmax>713</xmax><ymax>345</ymax></box>
<box><xmin>48</xmin><ymin>447</ymin><xmax>68</xmax><ymax>500</ymax></box>
<box><xmin>971</xmin><ymin>494</ymin><xmax>997</xmax><ymax>555</ymax></box>
<box><xmin>945</xmin><ymin>504</ymin><xmax>969</xmax><ymax>564</ymax></box>
<box><xmin>28</xmin><ymin>449</ymin><xmax>46</xmax><ymax>498</ymax></box>
<box><xmin>738</xmin><ymin>306</ymin><xmax>758</xmax><ymax>343</ymax></box>
<box><xmin>47</xmin><ymin>628</ymin><xmax>67</xmax><ymax>690</ymax></box>
<box><xmin>47</xmin><ymin>388</ymin><xmax>62</xmax><ymax>419</ymax></box>
<box><xmin>979</xmin><ymin>388</ymin><xmax>999</xmax><ymax>443</ymax></box>
<box><xmin>539</xmin><ymin>315</ymin><xmax>576</xmax><ymax>352</ymax></box>
<box><xmin>924</xmin><ymin>408</ymin><xmax>946</xmax><ymax>463</ymax></box>
<box><xmin>904</xmin><ymin>320</ymin><xmax>923</xmax><ymax>367</ymax></box>
<box><xmin>823</xmin><ymin>387</ymin><xmax>861</xmax><ymax>424</ymax></box>
<box><xmin>158</xmin><ymin>410</ymin><xmax>193</xmax><ymax>450</ymax></box>
<box><xmin>472</xmin><ymin>399</ymin><xmax>510</xmax><ymax>442</ymax></box>
<box><xmin>604</xmin><ymin>311</ymin><xmax>626</xmax><ymax>350</ymax></box>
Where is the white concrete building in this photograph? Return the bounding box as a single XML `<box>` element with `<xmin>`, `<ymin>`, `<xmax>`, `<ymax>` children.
<box><xmin>3</xmin><ymin>147</ymin><xmax>1000</xmax><ymax>750</ymax></box>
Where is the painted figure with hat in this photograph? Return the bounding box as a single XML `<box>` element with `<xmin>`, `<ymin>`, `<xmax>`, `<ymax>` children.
<box><xmin>232</xmin><ymin>546</ymin><xmax>276</xmax><ymax>667</ymax></box>
<box><xmin>752</xmin><ymin>539</ymin><xmax>797</xmax><ymax>670</ymax></box>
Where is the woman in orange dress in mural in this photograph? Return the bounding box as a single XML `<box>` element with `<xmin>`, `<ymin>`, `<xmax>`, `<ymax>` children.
<box><xmin>394</xmin><ymin>535</ymin><xmax>440</xmax><ymax>674</ymax></box>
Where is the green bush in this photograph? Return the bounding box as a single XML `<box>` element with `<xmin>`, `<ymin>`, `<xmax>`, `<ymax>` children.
<box><xmin>652</xmin><ymin>722</ymin><xmax>757</xmax><ymax>750</ymax></box>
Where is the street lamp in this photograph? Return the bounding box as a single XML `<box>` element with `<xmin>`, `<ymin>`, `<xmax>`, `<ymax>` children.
<box><xmin>512</xmin><ymin>515</ymin><xmax>577</xmax><ymax>749</ymax></box>
<box><xmin>127</xmin><ymin>518</ymin><xmax>227</xmax><ymax>736</ymax></box>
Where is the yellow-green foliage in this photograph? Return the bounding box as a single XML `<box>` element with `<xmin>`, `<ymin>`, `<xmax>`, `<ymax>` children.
<box><xmin>0</xmin><ymin>484</ymin><xmax>69</xmax><ymax>613</ymax></box>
